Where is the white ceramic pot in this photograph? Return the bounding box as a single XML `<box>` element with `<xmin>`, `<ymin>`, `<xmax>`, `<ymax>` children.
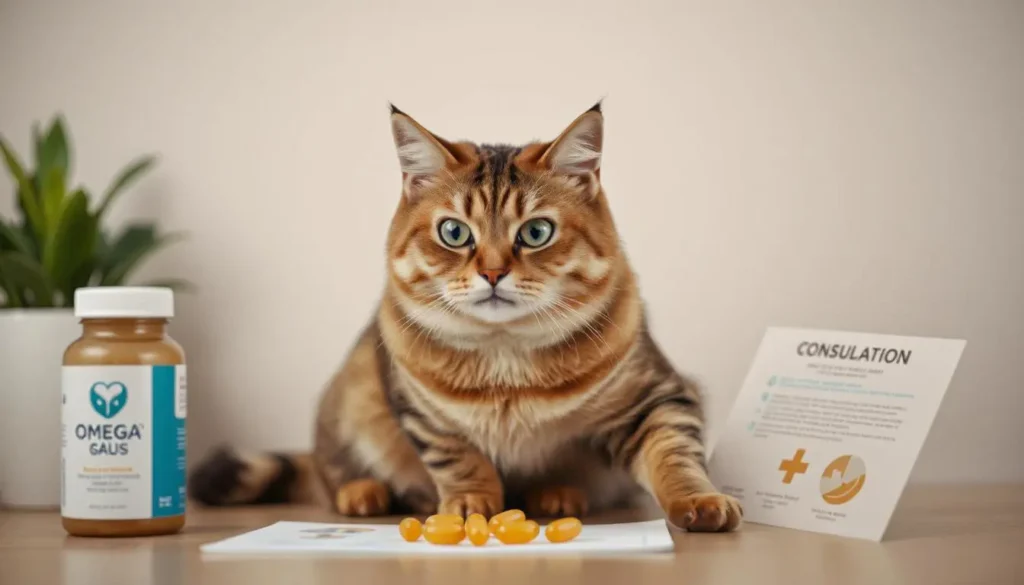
<box><xmin>0</xmin><ymin>309</ymin><xmax>80</xmax><ymax>508</ymax></box>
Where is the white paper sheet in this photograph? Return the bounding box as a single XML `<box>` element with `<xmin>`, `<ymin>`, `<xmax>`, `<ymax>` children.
<box><xmin>200</xmin><ymin>519</ymin><xmax>674</xmax><ymax>556</ymax></box>
<box><xmin>709</xmin><ymin>327</ymin><xmax>965</xmax><ymax>540</ymax></box>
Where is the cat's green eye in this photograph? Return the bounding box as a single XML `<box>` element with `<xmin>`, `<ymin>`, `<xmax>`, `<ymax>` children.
<box><xmin>438</xmin><ymin>219</ymin><xmax>473</xmax><ymax>248</ymax></box>
<box><xmin>518</xmin><ymin>218</ymin><xmax>555</xmax><ymax>248</ymax></box>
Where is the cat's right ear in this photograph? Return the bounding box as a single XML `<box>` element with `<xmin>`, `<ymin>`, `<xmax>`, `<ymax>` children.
<box><xmin>390</xmin><ymin>105</ymin><xmax>459</xmax><ymax>199</ymax></box>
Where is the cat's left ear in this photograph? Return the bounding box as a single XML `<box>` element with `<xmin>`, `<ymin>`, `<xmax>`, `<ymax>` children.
<box><xmin>390</xmin><ymin>105</ymin><xmax>461</xmax><ymax>198</ymax></box>
<box><xmin>539</xmin><ymin>102</ymin><xmax>604</xmax><ymax>179</ymax></box>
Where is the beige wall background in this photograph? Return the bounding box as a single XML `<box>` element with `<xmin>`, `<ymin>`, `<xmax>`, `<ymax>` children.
<box><xmin>2</xmin><ymin>0</ymin><xmax>1022</xmax><ymax>482</ymax></box>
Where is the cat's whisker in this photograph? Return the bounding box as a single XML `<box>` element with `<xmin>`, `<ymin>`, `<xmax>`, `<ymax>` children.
<box><xmin>538</xmin><ymin>304</ymin><xmax>579</xmax><ymax>362</ymax></box>
<box><xmin>396</xmin><ymin>299</ymin><xmax>443</xmax><ymax>331</ymax></box>
<box><xmin>406</xmin><ymin>292</ymin><xmax>464</xmax><ymax>358</ymax></box>
<box><xmin>395</xmin><ymin>294</ymin><xmax>450</xmax><ymax>339</ymax></box>
<box><xmin>526</xmin><ymin>304</ymin><xmax>545</xmax><ymax>333</ymax></box>
<box><xmin>410</xmin><ymin>297</ymin><xmax>460</xmax><ymax>359</ymax></box>
<box><xmin>513</xmin><ymin>291</ymin><xmax>551</xmax><ymax>335</ymax></box>
<box><xmin>378</xmin><ymin>292</ymin><xmax>448</xmax><ymax>349</ymax></box>
<box><xmin>561</xmin><ymin>290</ymin><xmax>622</xmax><ymax>333</ymax></box>
<box><xmin>509</xmin><ymin>290</ymin><xmax>585</xmax><ymax>352</ymax></box>
<box><xmin>555</xmin><ymin>292</ymin><xmax>623</xmax><ymax>335</ymax></box>
<box><xmin>549</xmin><ymin>296</ymin><xmax>611</xmax><ymax>353</ymax></box>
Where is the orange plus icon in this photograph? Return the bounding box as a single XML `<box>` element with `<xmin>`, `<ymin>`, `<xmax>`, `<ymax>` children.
<box><xmin>779</xmin><ymin>448</ymin><xmax>809</xmax><ymax>484</ymax></box>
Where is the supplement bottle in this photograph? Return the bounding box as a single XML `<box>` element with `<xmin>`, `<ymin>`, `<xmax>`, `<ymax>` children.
<box><xmin>61</xmin><ymin>287</ymin><xmax>186</xmax><ymax>537</ymax></box>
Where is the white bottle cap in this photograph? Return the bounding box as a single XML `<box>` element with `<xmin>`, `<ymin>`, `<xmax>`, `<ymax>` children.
<box><xmin>74</xmin><ymin>287</ymin><xmax>175</xmax><ymax>319</ymax></box>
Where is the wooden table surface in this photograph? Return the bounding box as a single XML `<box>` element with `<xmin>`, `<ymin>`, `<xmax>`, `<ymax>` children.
<box><xmin>1</xmin><ymin>484</ymin><xmax>1022</xmax><ymax>585</ymax></box>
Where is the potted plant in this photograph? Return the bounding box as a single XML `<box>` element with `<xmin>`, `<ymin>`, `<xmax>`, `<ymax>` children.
<box><xmin>0</xmin><ymin>114</ymin><xmax>187</xmax><ymax>508</ymax></box>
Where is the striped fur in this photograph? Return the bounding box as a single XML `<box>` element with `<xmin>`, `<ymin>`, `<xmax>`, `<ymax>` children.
<box><xmin>189</xmin><ymin>104</ymin><xmax>742</xmax><ymax>532</ymax></box>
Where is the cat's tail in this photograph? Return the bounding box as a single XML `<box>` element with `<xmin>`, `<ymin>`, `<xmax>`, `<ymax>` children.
<box><xmin>188</xmin><ymin>445</ymin><xmax>318</xmax><ymax>507</ymax></box>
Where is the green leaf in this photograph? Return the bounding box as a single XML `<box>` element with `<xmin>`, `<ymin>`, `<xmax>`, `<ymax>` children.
<box><xmin>0</xmin><ymin>225</ymin><xmax>27</xmax><ymax>306</ymax></box>
<box><xmin>98</xmin><ymin>224</ymin><xmax>155</xmax><ymax>276</ymax></box>
<box><xmin>0</xmin><ymin>251</ymin><xmax>54</xmax><ymax>306</ymax></box>
<box><xmin>19</xmin><ymin>174</ymin><xmax>45</xmax><ymax>251</ymax></box>
<box><xmin>0</xmin><ymin>137</ymin><xmax>46</xmax><ymax>241</ymax></box>
<box><xmin>57</xmin><ymin>227</ymin><xmax>111</xmax><ymax>299</ymax></box>
<box><xmin>98</xmin><ymin>224</ymin><xmax>184</xmax><ymax>286</ymax></box>
<box><xmin>40</xmin><ymin>166</ymin><xmax>67</xmax><ymax>231</ymax></box>
<box><xmin>96</xmin><ymin>156</ymin><xmax>155</xmax><ymax>218</ymax></box>
<box><xmin>0</xmin><ymin>271</ymin><xmax>24</xmax><ymax>307</ymax></box>
<box><xmin>31</xmin><ymin>122</ymin><xmax>43</xmax><ymax>160</ymax></box>
<box><xmin>0</xmin><ymin>219</ymin><xmax>35</xmax><ymax>256</ymax></box>
<box><xmin>44</xmin><ymin>189</ymin><xmax>95</xmax><ymax>295</ymax></box>
<box><xmin>29</xmin><ymin>124</ymin><xmax>43</xmax><ymax>196</ymax></box>
<box><xmin>17</xmin><ymin>222</ymin><xmax>40</xmax><ymax>258</ymax></box>
<box><xmin>67</xmin><ymin>257</ymin><xmax>97</xmax><ymax>293</ymax></box>
<box><xmin>36</xmin><ymin>116</ymin><xmax>70</xmax><ymax>184</ymax></box>
<box><xmin>0</xmin><ymin>274</ymin><xmax>24</xmax><ymax>307</ymax></box>
<box><xmin>95</xmin><ymin>228</ymin><xmax>110</xmax><ymax>259</ymax></box>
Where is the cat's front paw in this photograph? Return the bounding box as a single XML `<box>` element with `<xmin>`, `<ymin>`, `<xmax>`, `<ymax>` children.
<box><xmin>526</xmin><ymin>485</ymin><xmax>589</xmax><ymax>517</ymax></box>
<box><xmin>665</xmin><ymin>493</ymin><xmax>743</xmax><ymax>532</ymax></box>
<box><xmin>335</xmin><ymin>479</ymin><xmax>391</xmax><ymax>517</ymax></box>
<box><xmin>439</xmin><ymin>492</ymin><xmax>503</xmax><ymax>518</ymax></box>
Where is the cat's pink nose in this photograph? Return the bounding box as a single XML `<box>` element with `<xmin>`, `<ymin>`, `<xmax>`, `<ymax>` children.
<box><xmin>479</xmin><ymin>268</ymin><xmax>509</xmax><ymax>286</ymax></box>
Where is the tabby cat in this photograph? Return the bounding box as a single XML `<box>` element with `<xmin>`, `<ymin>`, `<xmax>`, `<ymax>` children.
<box><xmin>189</xmin><ymin>103</ymin><xmax>742</xmax><ymax>532</ymax></box>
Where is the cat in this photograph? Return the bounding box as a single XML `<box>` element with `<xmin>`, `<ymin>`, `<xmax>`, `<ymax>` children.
<box><xmin>188</xmin><ymin>103</ymin><xmax>743</xmax><ymax>532</ymax></box>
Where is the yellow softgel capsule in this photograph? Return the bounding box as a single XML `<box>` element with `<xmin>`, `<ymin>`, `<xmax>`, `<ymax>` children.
<box><xmin>399</xmin><ymin>518</ymin><xmax>423</xmax><ymax>542</ymax></box>
<box><xmin>466</xmin><ymin>513</ymin><xmax>489</xmax><ymax>546</ymax></box>
<box><xmin>544</xmin><ymin>517</ymin><xmax>582</xmax><ymax>543</ymax></box>
<box><xmin>425</xmin><ymin>514</ymin><xmax>464</xmax><ymax>526</ymax></box>
<box><xmin>488</xmin><ymin>509</ymin><xmax>526</xmax><ymax>534</ymax></box>
<box><xmin>494</xmin><ymin>520</ymin><xmax>540</xmax><ymax>544</ymax></box>
<box><xmin>424</xmin><ymin>522</ymin><xmax>466</xmax><ymax>545</ymax></box>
